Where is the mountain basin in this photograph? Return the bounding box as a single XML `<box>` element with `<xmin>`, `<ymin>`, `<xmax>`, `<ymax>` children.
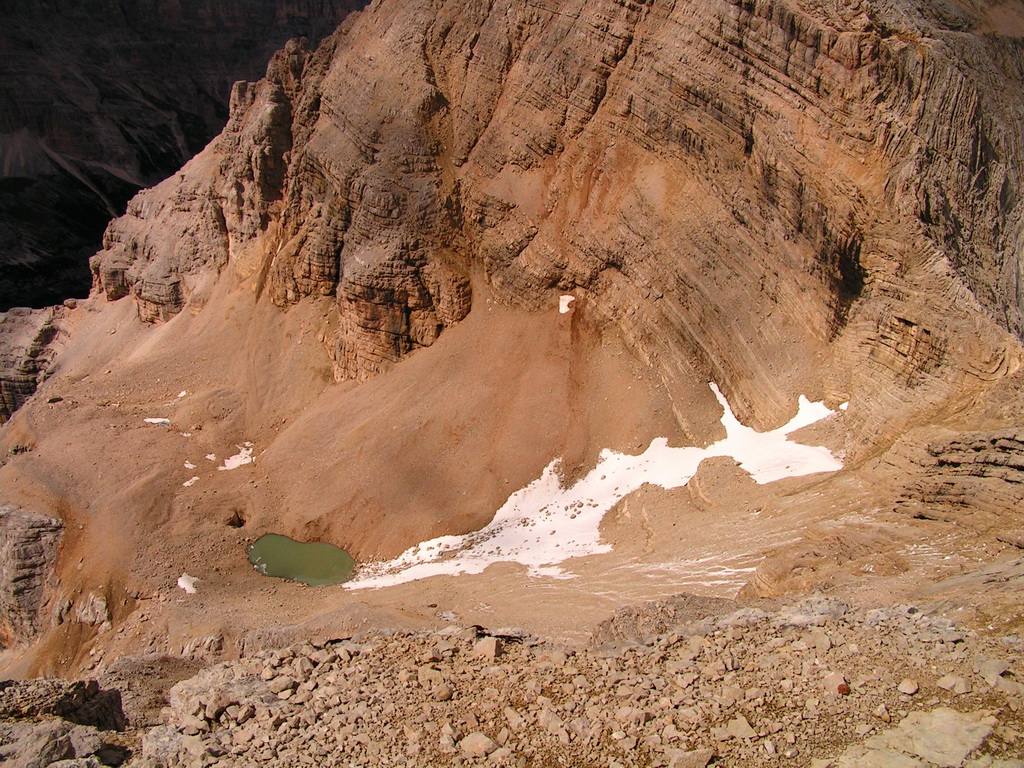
<box><xmin>247</xmin><ymin>534</ymin><xmax>357</xmax><ymax>586</ymax></box>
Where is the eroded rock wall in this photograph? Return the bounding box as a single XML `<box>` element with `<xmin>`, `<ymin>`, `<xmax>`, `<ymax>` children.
<box><xmin>871</xmin><ymin>1</ymin><xmax>1024</xmax><ymax>340</ymax></box>
<box><xmin>0</xmin><ymin>307</ymin><xmax>65</xmax><ymax>424</ymax></box>
<box><xmin>0</xmin><ymin>504</ymin><xmax>63</xmax><ymax>646</ymax></box>
<box><xmin>87</xmin><ymin>0</ymin><xmax>1024</xmax><ymax>437</ymax></box>
<box><xmin>897</xmin><ymin>429</ymin><xmax>1024</xmax><ymax>531</ymax></box>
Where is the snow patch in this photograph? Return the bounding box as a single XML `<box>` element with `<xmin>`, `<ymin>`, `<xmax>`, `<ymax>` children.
<box><xmin>177</xmin><ymin>391</ymin><xmax>187</xmax><ymax>398</ymax></box>
<box><xmin>559</xmin><ymin>295</ymin><xmax>575</xmax><ymax>314</ymax></box>
<box><xmin>184</xmin><ymin>461</ymin><xmax>196</xmax><ymax>470</ymax></box>
<box><xmin>182</xmin><ymin>476</ymin><xmax>199</xmax><ymax>488</ymax></box>
<box><xmin>218</xmin><ymin>443</ymin><xmax>254</xmax><ymax>471</ymax></box>
<box><xmin>347</xmin><ymin>383</ymin><xmax>844</xmax><ymax>590</ymax></box>
<box><xmin>205</xmin><ymin>454</ymin><xmax>217</xmax><ymax>462</ymax></box>
<box><xmin>177</xmin><ymin>573</ymin><xmax>199</xmax><ymax>594</ymax></box>
<box><xmin>144</xmin><ymin>418</ymin><xmax>170</xmax><ymax>427</ymax></box>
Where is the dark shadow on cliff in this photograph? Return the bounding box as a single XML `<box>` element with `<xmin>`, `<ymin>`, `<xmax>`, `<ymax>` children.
<box><xmin>0</xmin><ymin>0</ymin><xmax>369</xmax><ymax>311</ymax></box>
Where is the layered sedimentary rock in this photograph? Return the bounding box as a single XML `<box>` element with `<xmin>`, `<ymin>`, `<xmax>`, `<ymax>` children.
<box><xmin>88</xmin><ymin>0</ymin><xmax>1024</xmax><ymax>442</ymax></box>
<box><xmin>898</xmin><ymin>429</ymin><xmax>1024</xmax><ymax>530</ymax></box>
<box><xmin>0</xmin><ymin>0</ymin><xmax>365</xmax><ymax>311</ymax></box>
<box><xmin>0</xmin><ymin>306</ymin><xmax>65</xmax><ymax>423</ymax></box>
<box><xmin>0</xmin><ymin>504</ymin><xmax>63</xmax><ymax>646</ymax></box>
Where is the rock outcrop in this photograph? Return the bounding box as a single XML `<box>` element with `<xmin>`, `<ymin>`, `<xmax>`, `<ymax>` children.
<box><xmin>0</xmin><ymin>678</ymin><xmax>128</xmax><ymax>766</ymax></box>
<box><xmin>897</xmin><ymin>429</ymin><xmax>1024</xmax><ymax>531</ymax></box>
<box><xmin>0</xmin><ymin>307</ymin><xmax>65</xmax><ymax>423</ymax></box>
<box><xmin>0</xmin><ymin>0</ymin><xmax>366</xmax><ymax>311</ymax></box>
<box><xmin>0</xmin><ymin>678</ymin><xmax>124</xmax><ymax>732</ymax></box>
<box><xmin>88</xmin><ymin>0</ymin><xmax>1024</xmax><ymax>438</ymax></box>
<box><xmin>0</xmin><ymin>505</ymin><xmax>63</xmax><ymax>646</ymax></box>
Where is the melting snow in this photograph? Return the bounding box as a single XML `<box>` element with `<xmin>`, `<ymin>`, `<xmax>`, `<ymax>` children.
<box><xmin>559</xmin><ymin>295</ymin><xmax>575</xmax><ymax>314</ymax></box>
<box><xmin>182</xmin><ymin>476</ymin><xmax>199</xmax><ymax>487</ymax></box>
<box><xmin>218</xmin><ymin>442</ymin><xmax>254</xmax><ymax>471</ymax></box>
<box><xmin>177</xmin><ymin>573</ymin><xmax>199</xmax><ymax>594</ymax></box>
<box><xmin>184</xmin><ymin>461</ymin><xmax>196</xmax><ymax>470</ymax></box>
<box><xmin>347</xmin><ymin>383</ymin><xmax>844</xmax><ymax>590</ymax></box>
<box><xmin>144</xmin><ymin>418</ymin><xmax>170</xmax><ymax>427</ymax></box>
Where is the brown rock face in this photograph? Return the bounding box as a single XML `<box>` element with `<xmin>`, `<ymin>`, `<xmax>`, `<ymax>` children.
<box><xmin>0</xmin><ymin>307</ymin><xmax>65</xmax><ymax>424</ymax></box>
<box><xmin>898</xmin><ymin>430</ymin><xmax>1024</xmax><ymax>530</ymax></box>
<box><xmin>0</xmin><ymin>677</ymin><xmax>123</xmax><ymax>731</ymax></box>
<box><xmin>0</xmin><ymin>505</ymin><xmax>63</xmax><ymax>646</ymax></box>
<box><xmin>0</xmin><ymin>0</ymin><xmax>365</xmax><ymax>311</ymax></box>
<box><xmin>89</xmin><ymin>0</ymin><xmax>1024</xmax><ymax>433</ymax></box>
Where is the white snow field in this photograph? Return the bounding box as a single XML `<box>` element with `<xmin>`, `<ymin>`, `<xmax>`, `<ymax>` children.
<box><xmin>347</xmin><ymin>384</ymin><xmax>844</xmax><ymax>589</ymax></box>
<box><xmin>218</xmin><ymin>442</ymin><xmax>254</xmax><ymax>471</ymax></box>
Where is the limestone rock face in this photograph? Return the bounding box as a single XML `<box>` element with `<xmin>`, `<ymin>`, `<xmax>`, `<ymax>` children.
<box><xmin>5</xmin><ymin>0</ymin><xmax>1024</xmax><ymax>698</ymax></box>
<box><xmin>0</xmin><ymin>307</ymin><xmax>66</xmax><ymax>423</ymax></box>
<box><xmin>0</xmin><ymin>0</ymin><xmax>366</xmax><ymax>311</ymax></box>
<box><xmin>88</xmin><ymin>0</ymin><xmax>1024</xmax><ymax>432</ymax></box>
<box><xmin>898</xmin><ymin>430</ymin><xmax>1024</xmax><ymax>530</ymax></box>
<box><xmin>0</xmin><ymin>505</ymin><xmax>63</xmax><ymax>646</ymax></box>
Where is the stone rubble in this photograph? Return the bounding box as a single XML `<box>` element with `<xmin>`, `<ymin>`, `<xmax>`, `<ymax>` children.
<box><xmin>108</xmin><ymin>598</ymin><xmax>1023</xmax><ymax>768</ymax></box>
<box><xmin>0</xmin><ymin>678</ymin><xmax>129</xmax><ymax>767</ymax></box>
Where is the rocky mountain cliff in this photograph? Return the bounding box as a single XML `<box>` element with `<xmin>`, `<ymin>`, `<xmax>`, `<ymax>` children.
<box><xmin>89</xmin><ymin>0</ymin><xmax>1024</xmax><ymax>439</ymax></box>
<box><xmin>0</xmin><ymin>0</ymin><xmax>365</xmax><ymax>311</ymax></box>
<box><xmin>0</xmin><ymin>0</ymin><xmax>1023</xmax><ymax>707</ymax></box>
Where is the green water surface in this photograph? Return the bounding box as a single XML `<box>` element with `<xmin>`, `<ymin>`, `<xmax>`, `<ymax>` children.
<box><xmin>247</xmin><ymin>534</ymin><xmax>356</xmax><ymax>587</ymax></box>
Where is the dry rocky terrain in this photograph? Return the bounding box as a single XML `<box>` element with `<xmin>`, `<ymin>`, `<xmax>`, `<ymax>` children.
<box><xmin>4</xmin><ymin>595</ymin><xmax>1024</xmax><ymax>766</ymax></box>
<box><xmin>1</xmin><ymin>0</ymin><xmax>1024</xmax><ymax>765</ymax></box>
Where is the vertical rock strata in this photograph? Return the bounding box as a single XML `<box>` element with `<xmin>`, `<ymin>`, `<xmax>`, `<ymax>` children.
<box><xmin>0</xmin><ymin>504</ymin><xmax>63</xmax><ymax>646</ymax></box>
<box><xmin>88</xmin><ymin>0</ymin><xmax>1024</xmax><ymax>427</ymax></box>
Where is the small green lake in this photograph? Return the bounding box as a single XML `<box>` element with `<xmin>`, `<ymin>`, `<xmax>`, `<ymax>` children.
<box><xmin>247</xmin><ymin>534</ymin><xmax>356</xmax><ymax>587</ymax></box>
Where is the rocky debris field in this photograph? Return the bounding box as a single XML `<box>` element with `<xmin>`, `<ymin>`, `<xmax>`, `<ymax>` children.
<box><xmin>0</xmin><ymin>677</ymin><xmax>130</xmax><ymax>766</ymax></box>
<box><xmin>3</xmin><ymin>596</ymin><xmax>1024</xmax><ymax>767</ymax></box>
<box><xmin>6</xmin><ymin>596</ymin><xmax>1019</xmax><ymax>768</ymax></box>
